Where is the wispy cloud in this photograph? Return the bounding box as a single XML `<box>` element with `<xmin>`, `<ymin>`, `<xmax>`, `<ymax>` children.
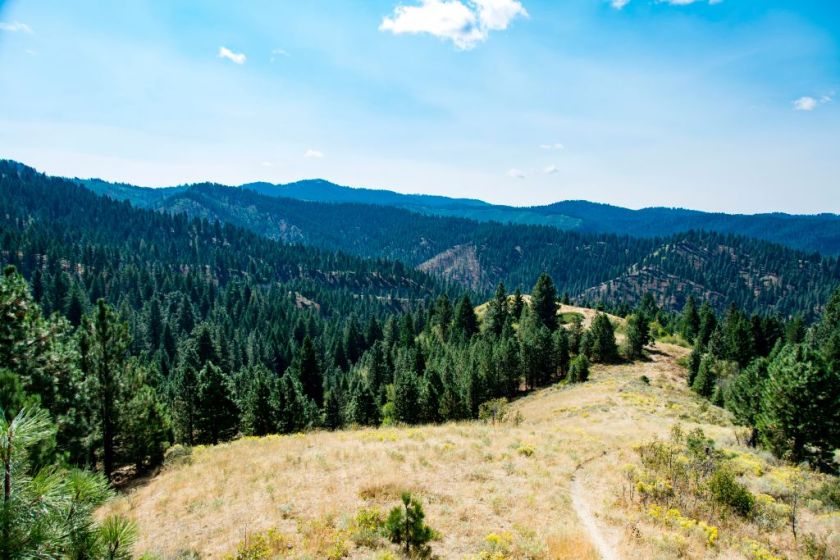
<box><xmin>543</xmin><ymin>165</ymin><xmax>558</xmax><ymax>175</ymax></box>
<box><xmin>218</xmin><ymin>46</ymin><xmax>246</xmax><ymax>64</ymax></box>
<box><xmin>507</xmin><ymin>168</ymin><xmax>526</xmax><ymax>179</ymax></box>
<box><xmin>540</xmin><ymin>142</ymin><xmax>564</xmax><ymax>150</ymax></box>
<box><xmin>0</xmin><ymin>21</ymin><xmax>32</xmax><ymax>33</ymax></box>
<box><xmin>612</xmin><ymin>0</ymin><xmax>721</xmax><ymax>9</ymax></box>
<box><xmin>270</xmin><ymin>48</ymin><xmax>290</xmax><ymax>62</ymax></box>
<box><xmin>304</xmin><ymin>149</ymin><xmax>325</xmax><ymax>158</ymax></box>
<box><xmin>793</xmin><ymin>94</ymin><xmax>832</xmax><ymax>111</ymax></box>
<box><xmin>379</xmin><ymin>0</ymin><xmax>528</xmax><ymax>50</ymax></box>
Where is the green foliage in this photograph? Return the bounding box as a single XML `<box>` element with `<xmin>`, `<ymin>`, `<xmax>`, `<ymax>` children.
<box><xmin>0</xmin><ymin>407</ymin><xmax>134</xmax><ymax>560</ymax></box>
<box><xmin>707</xmin><ymin>468</ymin><xmax>755</xmax><ymax>517</ymax></box>
<box><xmin>530</xmin><ymin>273</ymin><xmax>558</xmax><ymax>331</ymax></box>
<box><xmin>477</xmin><ymin>398</ymin><xmax>509</xmax><ymax>424</ymax></box>
<box><xmin>692</xmin><ymin>354</ymin><xmax>717</xmax><ymax>398</ymax></box>
<box><xmin>386</xmin><ymin>493</ymin><xmax>437</xmax><ymax>557</ymax></box>
<box><xmin>623</xmin><ymin>313</ymin><xmax>650</xmax><ymax>360</ymax></box>
<box><xmin>568</xmin><ymin>355</ymin><xmax>590</xmax><ymax>383</ymax></box>
<box><xmin>588</xmin><ymin>313</ymin><xmax>618</xmax><ymax>364</ymax></box>
<box><xmin>756</xmin><ymin>344</ymin><xmax>840</xmax><ymax>471</ymax></box>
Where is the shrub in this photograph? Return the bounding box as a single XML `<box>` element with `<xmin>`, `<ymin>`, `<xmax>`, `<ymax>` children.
<box><xmin>478</xmin><ymin>398</ymin><xmax>509</xmax><ymax>425</ymax></box>
<box><xmin>569</xmin><ymin>355</ymin><xmax>590</xmax><ymax>383</ymax></box>
<box><xmin>351</xmin><ymin>507</ymin><xmax>386</xmax><ymax>548</ymax></box>
<box><xmin>225</xmin><ymin>528</ymin><xmax>289</xmax><ymax>560</ymax></box>
<box><xmin>386</xmin><ymin>493</ymin><xmax>437</xmax><ymax>558</ymax></box>
<box><xmin>708</xmin><ymin>468</ymin><xmax>754</xmax><ymax>517</ymax></box>
<box><xmin>809</xmin><ymin>477</ymin><xmax>840</xmax><ymax>510</ymax></box>
<box><xmin>164</xmin><ymin>444</ymin><xmax>193</xmax><ymax>468</ymax></box>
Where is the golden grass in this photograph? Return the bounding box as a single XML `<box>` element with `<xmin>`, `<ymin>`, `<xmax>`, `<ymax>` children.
<box><xmin>103</xmin><ymin>342</ymin><xmax>838</xmax><ymax>559</ymax></box>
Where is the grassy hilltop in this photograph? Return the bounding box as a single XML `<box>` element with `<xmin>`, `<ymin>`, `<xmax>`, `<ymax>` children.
<box><xmin>103</xmin><ymin>326</ymin><xmax>838</xmax><ymax>559</ymax></box>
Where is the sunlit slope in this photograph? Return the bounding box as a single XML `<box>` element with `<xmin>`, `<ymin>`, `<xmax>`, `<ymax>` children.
<box><xmin>103</xmin><ymin>343</ymin><xmax>837</xmax><ymax>559</ymax></box>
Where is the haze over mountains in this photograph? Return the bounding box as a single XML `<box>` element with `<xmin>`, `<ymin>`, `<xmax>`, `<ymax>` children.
<box><xmin>80</xmin><ymin>174</ymin><xmax>840</xmax><ymax>256</ymax></box>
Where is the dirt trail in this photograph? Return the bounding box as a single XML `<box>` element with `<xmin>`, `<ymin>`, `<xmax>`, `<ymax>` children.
<box><xmin>571</xmin><ymin>454</ymin><xmax>621</xmax><ymax>560</ymax></box>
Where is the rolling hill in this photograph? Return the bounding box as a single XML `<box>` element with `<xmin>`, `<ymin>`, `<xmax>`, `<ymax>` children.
<box><xmin>100</xmin><ymin>338</ymin><xmax>837</xmax><ymax>560</ymax></box>
<box><xmin>66</xmin><ymin>173</ymin><xmax>840</xmax><ymax>318</ymax></box>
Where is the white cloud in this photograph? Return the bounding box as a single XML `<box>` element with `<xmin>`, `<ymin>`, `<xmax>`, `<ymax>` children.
<box><xmin>543</xmin><ymin>165</ymin><xmax>558</xmax><ymax>175</ymax></box>
<box><xmin>270</xmin><ymin>48</ymin><xmax>290</xmax><ymax>62</ymax></box>
<box><xmin>793</xmin><ymin>95</ymin><xmax>834</xmax><ymax>111</ymax></box>
<box><xmin>218</xmin><ymin>46</ymin><xmax>246</xmax><ymax>65</ymax></box>
<box><xmin>260</xmin><ymin>161</ymin><xmax>274</xmax><ymax>167</ymax></box>
<box><xmin>539</xmin><ymin>142</ymin><xmax>564</xmax><ymax>150</ymax></box>
<box><xmin>794</xmin><ymin>96</ymin><xmax>818</xmax><ymax>111</ymax></box>
<box><xmin>0</xmin><ymin>21</ymin><xmax>32</xmax><ymax>33</ymax></box>
<box><xmin>507</xmin><ymin>168</ymin><xmax>526</xmax><ymax>179</ymax></box>
<box><xmin>379</xmin><ymin>0</ymin><xmax>527</xmax><ymax>50</ymax></box>
<box><xmin>304</xmin><ymin>149</ymin><xmax>325</xmax><ymax>158</ymax></box>
<box><xmin>612</xmin><ymin>0</ymin><xmax>721</xmax><ymax>8</ymax></box>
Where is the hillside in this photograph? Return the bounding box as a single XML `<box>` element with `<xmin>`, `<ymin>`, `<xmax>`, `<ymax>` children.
<box><xmin>63</xmin><ymin>173</ymin><xmax>840</xmax><ymax>318</ymax></box>
<box><xmin>102</xmin><ymin>342</ymin><xmax>838</xmax><ymax>559</ymax></box>
<box><xmin>71</xmin><ymin>174</ymin><xmax>840</xmax><ymax>256</ymax></box>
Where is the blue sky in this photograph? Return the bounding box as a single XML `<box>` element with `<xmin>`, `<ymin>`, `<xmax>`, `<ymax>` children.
<box><xmin>0</xmin><ymin>0</ymin><xmax>838</xmax><ymax>213</ymax></box>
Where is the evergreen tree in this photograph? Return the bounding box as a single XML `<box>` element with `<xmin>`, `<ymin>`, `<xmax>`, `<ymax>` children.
<box><xmin>292</xmin><ymin>336</ymin><xmax>323</xmax><ymax>406</ymax></box>
<box><xmin>451</xmin><ymin>294</ymin><xmax>479</xmax><ymax>342</ymax></box>
<box><xmin>510</xmin><ymin>288</ymin><xmax>524</xmax><ymax>321</ymax></box>
<box><xmin>680</xmin><ymin>295</ymin><xmax>700</xmax><ymax>342</ymax></box>
<box><xmin>724</xmin><ymin>358</ymin><xmax>768</xmax><ymax>446</ymax></box>
<box><xmin>239</xmin><ymin>365</ymin><xmax>275</xmax><ymax>436</ymax></box>
<box><xmin>79</xmin><ymin>299</ymin><xmax>131</xmax><ymax>482</ymax></box>
<box><xmin>323</xmin><ymin>389</ymin><xmax>344</xmax><ymax>430</ymax></box>
<box><xmin>692</xmin><ymin>354</ymin><xmax>717</xmax><ymax>398</ymax></box>
<box><xmin>757</xmin><ymin>344</ymin><xmax>840</xmax><ymax>471</ymax></box>
<box><xmin>568</xmin><ymin>354</ymin><xmax>589</xmax><ymax>383</ymax></box>
<box><xmin>393</xmin><ymin>353</ymin><xmax>420</xmax><ymax>424</ymax></box>
<box><xmin>484</xmin><ymin>283</ymin><xmax>508</xmax><ymax>337</ymax></box>
<box><xmin>195</xmin><ymin>361</ymin><xmax>237</xmax><ymax>444</ymax></box>
<box><xmin>348</xmin><ymin>381</ymin><xmax>380</xmax><ymax>426</ymax></box>
<box><xmin>687</xmin><ymin>343</ymin><xmax>702</xmax><ymax>387</ymax></box>
<box><xmin>531</xmin><ymin>273</ymin><xmax>558</xmax><ymax>331</ymax></box>
<box><xmin>697</xmin><ymin>301</ymin><xmax>717</xmax><ymax>347</ymax></box>
<box><xmin>623</xmin><ymin>313</ymin><xmax>649</xmax><ymax>360</ymax></box>
<box><xmin>553</xmin><ymin>328</ymin><xmax>570</xmax><ymax>377</ymax></box>
<box><xmin>589</xmin><ymin>313</ymin><xmax>618</xmax><ymax>364</ymax></box>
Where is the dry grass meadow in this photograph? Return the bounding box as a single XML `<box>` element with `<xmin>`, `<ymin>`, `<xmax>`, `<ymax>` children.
<box><xmin>104</xmin><ymin>332</ymin><xmax>839</xmax><ymax>559</ymax></box>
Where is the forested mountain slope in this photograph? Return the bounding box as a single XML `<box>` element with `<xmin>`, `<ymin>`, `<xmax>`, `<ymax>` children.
<box><xmin>72</xmin><ymin>172</ymin><xmax>840</xmax><ymax>255</ymax></box>
<box><xmin>67</xmin><ymin>175</ymin><xmax>840</xmax><ymax>318</ymax></box>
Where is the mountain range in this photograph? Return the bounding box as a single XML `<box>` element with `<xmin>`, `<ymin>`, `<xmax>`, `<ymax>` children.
<box><xmin>81</xmin><ymin>175</ymin><xmax>840</xmax><ymax>256</ymax></box>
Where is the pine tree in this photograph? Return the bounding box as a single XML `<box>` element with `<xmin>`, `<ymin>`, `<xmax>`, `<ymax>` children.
<box><xmin>348</xmin><ymin>381</ymin><xmax>380</xmax><ymax>426</ymax></box>
<box><xmin>393</xmin><ymin>353</ymin><xmax>420</xmax><ymax>424</ymax></box>
<box><xmin>623</xmin><ymin>313</ymin><xmax>649</xmax><ymax>360</ymax></box>
<box><xmin>589</xmin><ymin>313</ymin><xmax>618</xmax><ymax>364</ymax></box>
<box><xmin>757</xmin><ymin>344</ymin><xmax>840</xmax><ymax>471</ymax></box>
<box><xmin>553</xmin><ymin>328</ymin><xmax>570</xmax><ymax>377</ymax></box>
<box><xmin>568</xmin><ymin>354</ymin><xmax>589</xmax><ymax>383</ymax></box>
<box><xmin>195</xmin><ymin>361</ymin><xmax>237</xmax><ymax>444</ymax></box>
<box><xmin>451</xmin><ymin>295</ymin><xmax>479</xmax><ymax>342</ymax></box>
<box><xmin>510</xmin><ymin>288</ymin><xmax>524</xmax><ymax>321</ymax></box>
<box><xmin>324</xmin><ymin>389</ymin><xmax>344</xmax><ymax>430</ymax></box>
<box><xmin>692</xmin><ymin>354</ymin><xmax>717</xmax><ymax>398</ymax></box>
<box><xmin>680</xmin><ymin>296</ymin><xmax>700</xmax><ymax>342</ymax></box>
<box><xmin>484</xmin><ymin>283</ymin><xmax>508</xmax><ymax>337</ymax></box>
<box><xmin>292</xmin><ymin>336</ymin><xmax>323</xmax><ymax>406</ymax></box>
<box><xmin>697</xmin><ymin>301</ymin><xmax>717</xmax><ymax>347</ymax></box>
<box><xmin>386</xmin><ymin>493</ymin><xmax>436</xmax><ymax>557</ymax></box>
<box><xmin>79</xmin><ymin>299</ymin><xmax>131</xmax><ymax>482</ymax></box>
<box><xmin>687</xmin><ymin>343</ymin><xmax>702</xmax><ymax>386</ymax></box>
<box><xmin>239</xmin><ymin>365</ymin><xmax>275</xmax><ymax>436</ymax></box>
<box><xmin>531</xmin><ymin>273</ymin><xmax>558</xmax><ymax>331</ymax></box>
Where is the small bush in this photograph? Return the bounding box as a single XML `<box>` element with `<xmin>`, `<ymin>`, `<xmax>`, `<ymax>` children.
<box><xmin>809</xmin><ymin>477</ymin><xmax>840</xmax><ymax>510</ymax></box>
<box><xmin>386</xmin><ymin>493</ymin><xmax>437</xmax><ymax>558</ymax></box>
<box><xmin>225</xmin><ymin>528</ymin><xmax>289</xmax><ymax>560</ymax></box>
<box><xmin>478</xmin><ymin>398</ymin><xmax>509</xmax><ymax>425</ymax></box>
<box><xmin>708</xmin><ymin>468</ymin><xmax>754</xmax><ymax>517</ymax></box>
<box><xmin>639</xmin><ymin>375</ymin><xmax>650</xmax><ymax>385</ymax></box>
<box><xmin>569</xmin><ymin>355</ymin><xmax>590</xmax><ymax>383</ymax></box>
<box><xmin>351</xmin><ymin>507</ymin><xmax>386</xmax><ymax>548</ymax></box>
<box><xmin>516</xmin><ymin>443</ymin><xmax>535</xmax><ymax>457</ymax></box>
<box><xmin>164</xmin><ymin>444</ymin><xmax>193</xmax><ymax>468</ymax></box>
